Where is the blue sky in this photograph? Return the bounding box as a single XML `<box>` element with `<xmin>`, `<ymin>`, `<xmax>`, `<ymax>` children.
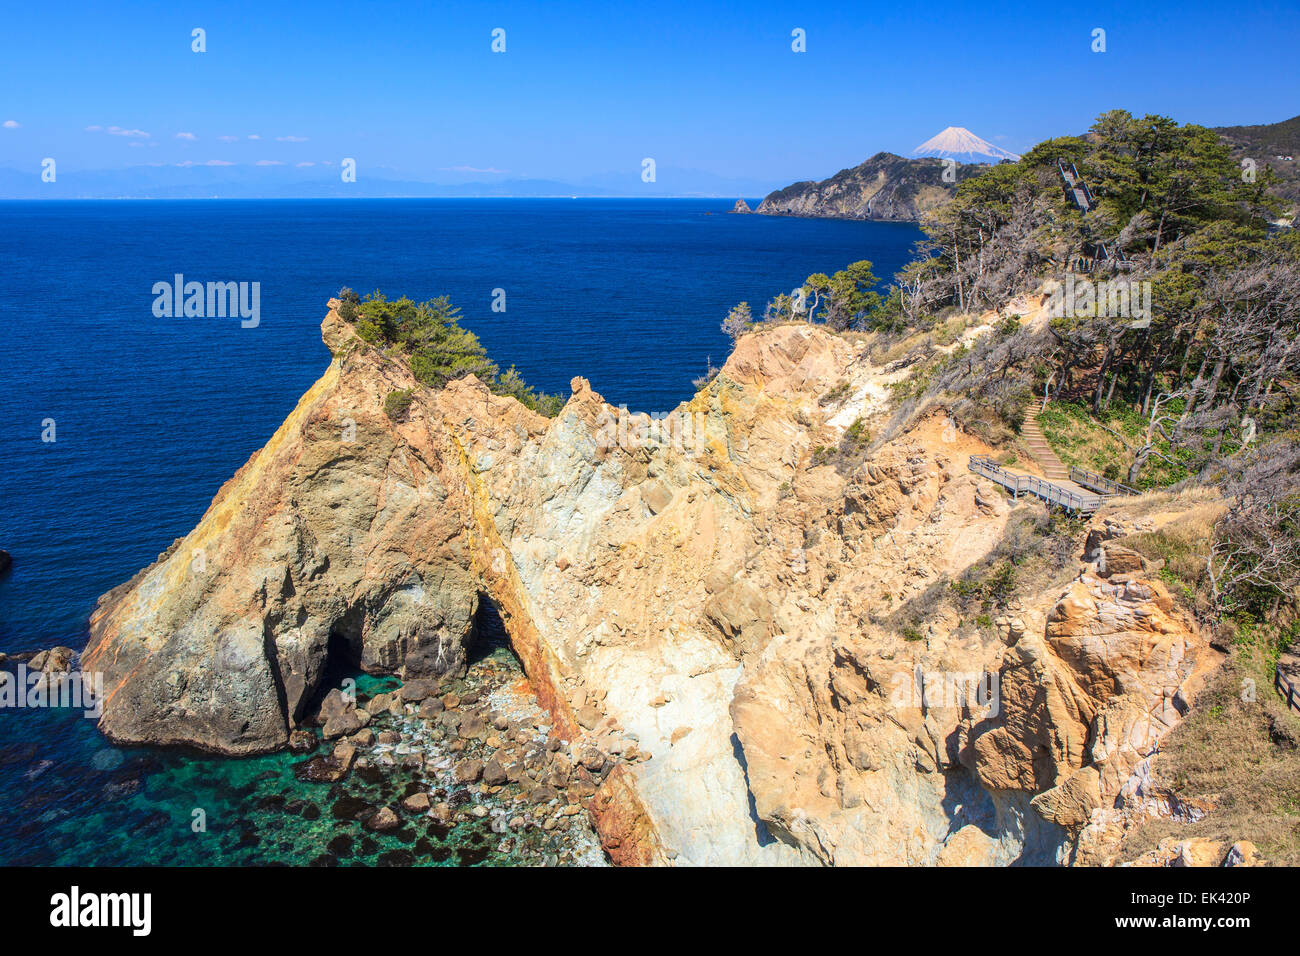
<box><xmin>1</xmin><ymin>0</ymin><xmax>1297</xmax><ymax>190</ymax></box>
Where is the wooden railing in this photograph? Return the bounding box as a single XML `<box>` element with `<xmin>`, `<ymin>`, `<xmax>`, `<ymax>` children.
<box><xmin>1276</xmin><ymin>668</ymin><xmax>1300</xmax><ymax>716</ymax></box>
<box><xmin>969</xmin><ymin>455</ymin><xmax>1102</xmax><ymax>513</ymax></box>
<box><xmin>1070</xmin><ymin>465</ymin><xmax>1139</xmax><ymax>498</ymax></box>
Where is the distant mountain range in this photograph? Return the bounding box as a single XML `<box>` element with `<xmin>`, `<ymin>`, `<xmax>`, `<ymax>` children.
<box><xmin>0</xmin><ymin>163</ymin><xmax>779</xmax><ymax>200</ymax></box>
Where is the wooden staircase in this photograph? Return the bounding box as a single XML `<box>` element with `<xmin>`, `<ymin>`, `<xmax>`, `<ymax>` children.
<box><xmin>1022</xmin><ymin>400</ymin><xmax>1069</xmax><ymax>480</ymax></box>
<box><xmin>1013</xmin><ymin>400</ymin><xmax>1104</xmax><ymax>509</ymax></box>
<box><xmin>1058</xmin><ymin>160</ymin><xmax>1093</xmax><ymax>213</ymax></box>
<box><xmin>969</xmin><ymin>400</ymin><xmax>1120</xmax><ymax>513</ymax></box>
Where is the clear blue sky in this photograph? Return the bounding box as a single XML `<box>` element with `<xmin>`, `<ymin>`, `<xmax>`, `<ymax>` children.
<box><xmin>2</xmin><ymin>0</ymin><xmax>1297</xmax><ymax>185</ymax></box>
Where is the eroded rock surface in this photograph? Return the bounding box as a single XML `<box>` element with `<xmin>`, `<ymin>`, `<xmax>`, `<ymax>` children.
<box><xmin>83</xmin><ymin>301</ymin><xmax>1214</xmax><ymax>864</ymax></box>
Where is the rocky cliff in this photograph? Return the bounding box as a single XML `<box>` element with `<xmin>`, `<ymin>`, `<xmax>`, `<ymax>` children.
<box><xmin>82</xmin><ymin>301</ymin><xmax>1216</xmax><ymax>865</ymax></box>
<box><xmin>755</xmin><ymin>152</ymin><xmax>984</xmax><ymax>221</ymax></box>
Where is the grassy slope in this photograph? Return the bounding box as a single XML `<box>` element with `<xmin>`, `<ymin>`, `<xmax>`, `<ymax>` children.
<box><xmin>1117</xmin><ymin>658</ymin><xmax>1300</xmax><ymax>865</ymax></box>
<box><xmin>1036</xmin><ymin>400</ymin><xmax>1193</xmax><ymax>490</ymax></box>
<box><xmin>1112</xmin><ymin>507</ymin><xmax>1300</xmax><ymax>864</ymax></box>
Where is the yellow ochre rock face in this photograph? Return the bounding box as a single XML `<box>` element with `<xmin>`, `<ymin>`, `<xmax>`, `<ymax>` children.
<box><xmin>83</xmin><ymin>301</ymin><xmax>1214</xmax><ymax>865</ymax></box>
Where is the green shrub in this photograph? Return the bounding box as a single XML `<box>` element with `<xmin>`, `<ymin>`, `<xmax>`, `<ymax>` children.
<box><xmin>383</xmin><ymin>388</ymin><xmax>414</xmax><ymax>421</ymax></box>
<box><xmin>951</xmin><ymin>559</ymin><xmax>1019</xmax><ymax>609</ymax></box>
<box><xmin>345</xmin><ymin>290</ymin><xmax>563</xmax><ymax>417</ymax></box>
<box><xmin>337</xmin><ymin>286</ymin><xmax>360</xmax><ymax>323</ymax></box>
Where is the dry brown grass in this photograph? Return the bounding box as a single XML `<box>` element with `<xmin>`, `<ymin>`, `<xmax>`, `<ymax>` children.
<box><xmin>1119</xmin><ymin>507</ymin><xmax>1218</xmax><ymax>610</ymax></box>
<box><xmin>869</xmin><ymin>330</ymin><xmax>933</xmax><ymax>367</ymax></box>
<box><xmin>929</xmin><ymin>314</ymin><xmax>970</xmax><ymax>347</ymax></box>
<box><xmin>1117</xmin><ymin>656</ymin><xmax>1300</xmax><ymax>866</ymax></box>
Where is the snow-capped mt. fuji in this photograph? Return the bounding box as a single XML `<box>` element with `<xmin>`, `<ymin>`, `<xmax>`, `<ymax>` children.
<box><xmin>911</xmin><ymin>127</ymin><xmax>1021</xmax><ymax>165</ymax></box>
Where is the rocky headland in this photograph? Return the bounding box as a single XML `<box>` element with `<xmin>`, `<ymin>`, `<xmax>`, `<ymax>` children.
<box><xmin>755</xmin><ymin>152</ymin><xmax>985</xmax><ymax>221</ymax></box>
<box><xmin>81</xmin><ymin>299</ymin><xmax>1220</xmax><ymax>866</ymax></box>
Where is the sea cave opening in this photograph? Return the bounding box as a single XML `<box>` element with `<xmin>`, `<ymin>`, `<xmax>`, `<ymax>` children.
<box><xmin>299</xmin><ymin>608</ymin><xmax>367</xmax><ymax>722</ymax></box>
<box><xmin>468</xmin><ymin>591</ymin><xmax>521</xmax><ymax>670</ymax></box>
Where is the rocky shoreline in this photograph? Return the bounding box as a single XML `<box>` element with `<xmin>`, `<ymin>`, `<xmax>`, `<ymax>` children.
<box><xmin>78</xmin><ymin>300</ymin><xmax>1219</xmax><ymax>866</ymax></box>
<box><xmin>286</xmin><ymin>628</ymin><xmax>629</xmax><ymax>864</ymax></box>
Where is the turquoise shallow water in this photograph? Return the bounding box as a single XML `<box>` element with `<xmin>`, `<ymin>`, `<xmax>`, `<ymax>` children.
<box><xmin>1</xmin><ymin>641</ymin><xmax>606</xmax><ymax>866</ymax></box>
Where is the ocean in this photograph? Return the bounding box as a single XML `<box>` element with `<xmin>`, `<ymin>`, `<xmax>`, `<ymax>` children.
<box><xmin>0</xmin><ymin>198</ymin><xmax>922</xmax><ymax>865</ymax></box>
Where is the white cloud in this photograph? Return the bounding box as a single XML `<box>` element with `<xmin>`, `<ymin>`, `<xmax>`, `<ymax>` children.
<box><xmin>276</xmin><ymin>135</ymin><xmax>308</xmax><ymax>142</ymax></box>
<box><xmin>175</xmin><ymin>132</ymin><xmax>197</xmax><ymax>141</ymax></box>
<box><xmin>2</xmin><ymin>120</ymin><xmax>19</xmax><ymax>129</ymax></box>
<box><xmin>87</xmin><ymin>124</ymin><xmax>149</xmax><ymax>138</ymax></box>
<box><xmin>296</xmin><ymin>161</ymin><xmax>316</xmax><ymax>167</ymax></box>
<box><xmin>204</xmin><ymin>159</ymin><xmax>234</xmax><ymax>166</ymax></box>
<box><xmin>247</xmin><ymin>134</ymin><xmax>261</xmax><ymax>140</ymax></box>
<box><xmin>218</xmin><ymin>135</ymin><xmax>239</xmax><ymax>143</ymax></box>
<box><xmin>255</xmin><ymin>160</ymin><xmax>283</xmax><ymax>166</ymax></box>
<box><xmin>442</xmin><ymin>165</ymin><xmax>508</xmax><ymax>174</ymax></box>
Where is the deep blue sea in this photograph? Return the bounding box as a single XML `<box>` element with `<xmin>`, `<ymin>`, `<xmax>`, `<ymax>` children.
<box><xmin>0</xmin><ymin>198</ymin><xmax>921</xmax><ymax>865</ymax></box>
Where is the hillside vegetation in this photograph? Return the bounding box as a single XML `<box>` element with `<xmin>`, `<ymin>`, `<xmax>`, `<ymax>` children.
<box><xmin>727</xmin><ymin>111</ymin><xmax>1300</xmax><ymax>849</ymax></box>
<box><xmin>1215</xmin><ymin>113</ymin><xmax>1300</xmax><ymax>216</ymax></box>
<box><xmin>755</xmin><ymin>151</ymin><xmax>984</xmax><ymax>221</ymax></box>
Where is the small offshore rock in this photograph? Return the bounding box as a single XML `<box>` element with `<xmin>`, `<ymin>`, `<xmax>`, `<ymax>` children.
<box><xmin>28</xmin><ymin>647</ymin><xmax>75</xmax><ymax>673</ymax></box>
<box><xmin>398</xmin><ymin>679</ymin><xmax>436</xmax><ymax>703</ymax></box>
<box><xmin>483</xmin><ymin>757</ymin><xmax>508</xmax><ymax>787</ymax></box>
<box><xmin>364</xmin><ymin>807</ymin><xmax>400</xmax><ymax>832</ymax></box>
<box><xmin>401</xmin><ymin>792</ymin><xmax>431</xmax><ymax>813</ymax></box>
<box><xmin>347</xmin><ymin>727</ymin><xmax>375</xmax><ymax>747</ymax></box>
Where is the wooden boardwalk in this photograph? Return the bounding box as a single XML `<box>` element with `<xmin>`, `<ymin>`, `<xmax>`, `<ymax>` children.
<box><xmin>968</xmin><ymin>455</ymin><xmax>1103</xmax><ymax>513</ymax></box>
<box><xmin>967</xmin><ymin>400</ymin><xmax>1140</xmax><ymax>514</ymax></box>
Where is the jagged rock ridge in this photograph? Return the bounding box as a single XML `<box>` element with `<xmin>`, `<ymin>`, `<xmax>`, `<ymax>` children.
<box><xmin>82</xmin><ymin>300</ymin><xmax>1215</xmax><ymax>866</ymax></box>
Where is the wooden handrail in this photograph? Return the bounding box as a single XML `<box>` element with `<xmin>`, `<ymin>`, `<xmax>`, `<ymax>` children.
<box><xmin>1069</xmin><ymin>465</ymin><xmax>1139</xmax><ymax>498</ymax></box>
<box><xmin>969</xmin><ymin>455</ymin><xmax>1102</xmax><ymax>513</ymax></box>
<box><xmin>1276</xmin><ymin>668</ymin><xmax>1300</xmax><ymax>716</ymax></box>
